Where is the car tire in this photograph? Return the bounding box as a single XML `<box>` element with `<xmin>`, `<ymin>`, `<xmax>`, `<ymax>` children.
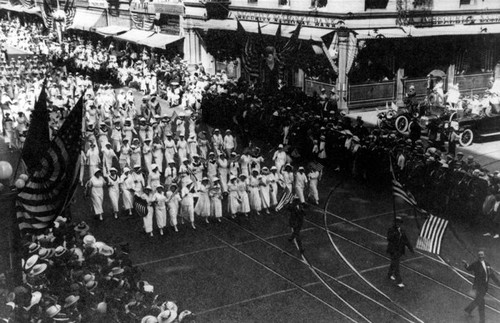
<box><xmin>395</xmin><ymin>115</ymin><xmax>409</xmax><ymax>134</ymax></box>
<box><xmin>449</xmin><ymin>112</ymin><xmax>457</xmax><ymax>121</ymax></box>
<box><xmin>459</xmin><ymin>129</ymin><xmax>474</xmax><ymax>147</ymax></box>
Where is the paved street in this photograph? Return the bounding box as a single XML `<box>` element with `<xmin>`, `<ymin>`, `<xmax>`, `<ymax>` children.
<box><xmin>71</xmin><ymin>152</ymin><xmax>500</xmax><ymax>323</ymax></box>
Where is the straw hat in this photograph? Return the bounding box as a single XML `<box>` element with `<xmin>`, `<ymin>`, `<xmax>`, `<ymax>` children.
<box><xmin>46</xmin><ymin>304</ymin><xmax>61</xmax><ymax>318</ymax></box>
<box><xmin>63</xmin><ymin>295</ymin><xmax>80</xmax><ymax>308</ymax></box>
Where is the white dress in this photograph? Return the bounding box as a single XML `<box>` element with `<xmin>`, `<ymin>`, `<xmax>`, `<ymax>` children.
<box><xmin>210</xmin><ymin>184</ymin><xmax>223</xmax><ymax>218</ymax></box>
<box><xmin>164</xmin><ymin>139</ymin><xmax>177</xmax><ymax>164</ymax></box>
<box><xmin>218</xmin><ymin>158</ymin><xmax>229</xmax><ymax>193</ymax></box>
<box><xmin>148</xmin><ymin>171</ymin><xmax>161</xmax><ymax>191</ymax></box>
<box><xmin>120</xmin><ymin>174</ymin><xmax>134</xmax><ymax>210</ymax></box>
<box><xmin>167</xmin><ymin>191</ymin><xmax>181</xmax><ymax>226</ymax></box>
<box><xmin>227</xmin><ymin>182</ymin><xmax>240</xmax><ymax>215</ymax></box>
<box><xmin>259</xmin><ymin>177</ymin><xmax>271</xmax><ymax>209</ymax></box>
<box><xmin>295</xmin><ymin>172</ymin><xmax>308</xmax><ymax>204</ymax></box>
<box><xmin>107</xmin><ymin>174</ymin><xmax>120</xmax><ymax>213</ymax></box>
<box><xmin>308</xmin><ymin>170</ymin><xmax>320</xmax><ymax>203</ymax></box>
<box><xmin>88</xmin><ymin>176</ymin><xmax>105</xmax><ymax>215</ymax></box>
<box><xmin>248</xmin><ymin>176</ymin><xmax>262</xmax><ymax>212</ymax></box>
<box><xmin>237</xmin><ymin>180</ymin><xmax>250</xmax><ymax>214</ymax></box>
<box><xmin>267</xmin><ymin>173</ymin><xmax>279</xmax><ymax>207</ymax></box>
<box><xmin>154</xmin><ymin>192</ymin><xmax>167</xmax><ymax>229</ymax></box>
<box><xmin>194</xmin><ymin>184</ymin><xmax>211</xmax><ymax>217</ymax></box>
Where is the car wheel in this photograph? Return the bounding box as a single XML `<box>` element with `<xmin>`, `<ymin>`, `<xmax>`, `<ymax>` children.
<box><xmin>459</xmin><ymin>129</ymin><xmax>474</xmax><ymax>146</ymax></box>
<box><xmin>395</xmin><ymin>115</ymin><xmax>409</xmax><ymax>134</ymax></box>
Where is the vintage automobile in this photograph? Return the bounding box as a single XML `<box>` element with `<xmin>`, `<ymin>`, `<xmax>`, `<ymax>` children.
<box><xmin>447</xmin><ymin>113</ymin><xmax>500</xmax><ymax>146</ymax></box>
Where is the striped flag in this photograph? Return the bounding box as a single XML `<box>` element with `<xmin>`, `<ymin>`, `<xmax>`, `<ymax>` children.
<box><xmin>16</xmin><ymin>96</ymin><xmax>84</xmax><ymax>231</ymax></box>
<box><xmin>134</xmin><ymin>195</ymin><xmax>148</xmax><ymax>218</ymax></box>
<box><xmin>22</xmin><ymin>84</ymin><xmax>50</xmax><ymax>173</ymax></box>
<box><xmin>276</xmin><ymin>188</ymin><xmax>294</xmax><ymax>212</ymax></box>
<box><xmin>416</xmin><ymin>214</ymin><xmax>449</xmax><ymax>254</ymax></box>
<box><xmin>392</xmin><ymin>179</ymin><xmax>426</xmax><ymax>214</ymax></box>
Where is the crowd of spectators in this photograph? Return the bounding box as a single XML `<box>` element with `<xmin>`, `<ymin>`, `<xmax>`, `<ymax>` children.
<box><xmin>0</xmin><ymin>219</ymin><xmax>194</xmax><ymax>322</ymax></box>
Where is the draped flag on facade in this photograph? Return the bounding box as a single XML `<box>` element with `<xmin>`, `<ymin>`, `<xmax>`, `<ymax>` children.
<box><xmin>416</xmin><ymin>214</ymin><xmax>449</xmax><ymax>254</ymax></box>
<box><xmin>22</xmin><ymin>84</ymin><xmax>50</xmax><ymax>173</ymax></box>
<box><xmin>16</xmin><ymin>96</ymin><xmax>84</xmax><ymax>231</ymax></box>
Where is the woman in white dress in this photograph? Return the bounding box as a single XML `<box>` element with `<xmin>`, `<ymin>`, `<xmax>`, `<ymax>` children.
<box><xmin>86</xmin><ymin>169</ymin><xmax>105</xmax><ymax>221</ymax></box>
<box><xmin>122</xmin><ymin>118</ymin><xmax>136</xmax><ymax>143</ymax></box>
<box><xmin>210</xmin><ymin>178</ymin><xmax>223</xmax><ymax>222</ymax></box>
<box><xmin>142</xmin><ymin>139</ymin><xmax>153</xmax><ymax>173</ymax></box>
<box><xmin>180</xmin><ymin>180</ymin><xmax>196</xmax><ymax>229</ymax></box>
<box><xmin>195</xmin><ymin>177</ymin><xmax>211</xmax><ymax>223</ymax></box>
<box><xmin>268</xmin><ymin>166</ymin><xmax>279</xmax><ymax>209</ymax></box>
<box><xmin>163</xmin><ymin>132</ymin><xmax>177</xmax><ymax>164</ymax></box>
<box><xmin>106</xmin><ymin>168</ymin><xmax>120</xmax><ymax>219</ymax></box>
<box><xmin>152</xmin><ymin>138</ymin><xmax>164</xmax><ymax>172</ymax></box>
<box><xmin>237</xmin><ymin>174</ymin><xmax>251</xmax><ymax>217</ymax></box>
<box><xmin>229</xmin><ymin>152</ymin><xmax>240</xmax><ymax>178</ymax></box>
<box><xmin>217</xmin><ymin>153</ymin><xmax>229</xmax><ymax>194</ymax></box>
<box><xmin>140</xmin><ymin>186</ymin><xmax>155</xmax><ymax>237</ymax></box>
<box><xmin>153</xmin><ymin>185</ymin><xmax>168</xmax><ymax>235</ymax></box>
<box><xmin>259</xmin><ymin>168</ymin><xmax>271</xmax><ymax>215</ymax></box>
<box><xmin>248</xmin><ymin>170</ymin><xmax>262</xmax><ymax>215</ymax></box>
<box><xmin>239</xmin><ymin>150</ymin><xmax>252</xmax><ymax>178</ymax></box>
<box><xmin>120</xmin><ymin>167</ymin><xmax>134</xmax><ymax>216</ymax></box>
<box><xmin>166</xmin><ymin>183</ymin><xmax>181</xmax><ymax>232</ymax></box>
<box><xmin>130</xmin><ymin>141</ymin><xmax>142</xmax><ymax>168</ymax></box>
<box><xmin>227</xmin><ymin>176</ymin><xmax>240</xmax><ymax>218</ymax></box>
<box><xmin>119</xmin><ymin>139</ymin><xmax>131</xmax><ymax>170</ymax></box>
<box><xmin>148</xmin><ymin>164</ymin><xmax>161</xmax><ymax>191</ymax></box>
<box><xmin>308</xmin><ymin>166</ymin><xmax>321</xmax><ymax>205</ymax></box>
<box><xmin>176</xmin><ymin>134</ymin><xmax>188</xmax><ymax>163</ymax></box>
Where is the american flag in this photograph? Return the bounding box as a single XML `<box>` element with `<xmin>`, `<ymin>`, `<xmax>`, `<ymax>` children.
<box><xmin>16</xmin><ymin>96</ymin><xmax>84</xmax><ymax>231</ymax></box>
<box><xmin>134</xmin><ymin>195</ymin><xmax>148</xmax><ymax>218</ymax></box>
<box><xmin>416</xmin><ymin>214</ymin><xmax>449</xmax><ymax>254</ymax></box>
<box><xmin>22</xmin><ymin>84</ymin><xmax>50</xmax><ymax>173</ymax></box>
<box><xmin>392</xmin><ymin>179</ymin><xmax>426</xmax><ymax>214</ymax></box>
<box><xmin>276</xmin><ymin>188</ymin><xmax>295</xmax><ymax>212</ymax></box>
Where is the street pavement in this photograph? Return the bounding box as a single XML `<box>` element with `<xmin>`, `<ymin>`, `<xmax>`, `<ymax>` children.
<box><xmin>70</xmin><ymin>147</ymin><xmax>500</xmax><ymax>323</ymax></box>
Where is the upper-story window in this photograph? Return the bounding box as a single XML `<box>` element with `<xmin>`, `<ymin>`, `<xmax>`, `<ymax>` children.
<box><xmin>459</xmin><ymin>0</ymin><xmax>472</xmax><ymax>5</ymax></box>
<box><xmin>365</xmin><ymin>0</ymin><xmax>389</xmax><ymax>10</ymax></box>
<box><xmin>310</xmin><ymin>0</ymin><xmax>327</xmax><ymax>8</ymax></box>
<box><xmin>248</xmin><ymin>0</ymin><xmax>258</xmax><ymax>3</ymax></box>
<box><xmin>279</xmin><ymin>0</ymin><xmax>289</xmax><ymax>6</ymax></box>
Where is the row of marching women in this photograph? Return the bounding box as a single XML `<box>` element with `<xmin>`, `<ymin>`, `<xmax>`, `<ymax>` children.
<box><xmin>84</xmin><ymin>142</ymin><xmax>323</xmax><ymax>237</ymax></box>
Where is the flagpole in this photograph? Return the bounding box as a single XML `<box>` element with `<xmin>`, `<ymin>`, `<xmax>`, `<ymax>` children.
<box><xmin>389</xmin><ymin>155</ymin><xmax>397</xmax><ymax>223</ymax></box>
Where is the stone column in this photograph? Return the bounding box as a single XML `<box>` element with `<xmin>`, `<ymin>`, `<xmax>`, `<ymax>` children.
<box><xmin>337</xmin><ymin>29</ymin><xmax>349</xmax><ymax>113</ymax></box>
<box><xmin>396</xmin><ymin>67</ymin><xmax>405</xmax><ymax>107</ymax></box>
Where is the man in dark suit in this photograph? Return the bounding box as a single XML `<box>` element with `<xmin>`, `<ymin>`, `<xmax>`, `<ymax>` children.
<box><xmin>386</xmin><ymin>216</ymin><xmax>414</xmax><ymax>288</ymax></box>
<box><xmin>288</xmin><ymin>200</ymin><xmax>305</xmax><ymax>253</ymax></box>
<box><xmin>463</xmin><ymin>251</ymin><xmax>500</xmax><ymax>323</ymax></box>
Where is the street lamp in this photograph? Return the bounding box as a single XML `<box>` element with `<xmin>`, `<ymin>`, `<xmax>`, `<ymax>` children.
<box><xmin>0</xmin><ymin>160</ymin><xmax>24</xmax><ymax>286</ymax></box>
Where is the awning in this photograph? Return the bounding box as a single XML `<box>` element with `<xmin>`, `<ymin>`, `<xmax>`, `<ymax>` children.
<box><xmin>69</xmin><ymin>9</ymin><xmax>106</xmax><ymax>31</ymax></box>
<box><xmin>0</xmin><ymin>3</ymin><xmax>40</xmax><ymax>14</ymax></box>
<box><xmin>95</xmin><ymin>25</ymin><xmax>130</xmax><ymax>36</ymax></box>
<box><xmin>139</xmin><ymin>33</ymin><xmax>183</xmax><ymax>49</ymax></box>
<box><xmin>115</xmin><ymin>29</ymin><xmax>155</xmax><ymax>44</ymax></box>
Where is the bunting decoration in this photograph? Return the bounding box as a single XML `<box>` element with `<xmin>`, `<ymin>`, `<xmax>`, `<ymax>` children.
<box><xmin>16</xmin><ymin>96</ymin><xmax>84</xmax><ymax>231</ymax></box>
<box><xmin>131</xmin><ymin>12</ymin><xmax>155</xmax><ymax>31</ymax></box>
<box><xmin>40</xmin><ymin>0</ymin><xmax>76</xmax><ymax>32</ymax></box>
